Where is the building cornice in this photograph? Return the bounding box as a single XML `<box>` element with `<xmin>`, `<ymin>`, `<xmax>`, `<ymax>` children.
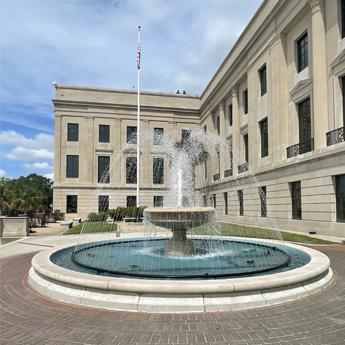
<box><xmin>53</xmin><ymin>99</ymin><xmax>200</xmax><ymax>117</ymax></box>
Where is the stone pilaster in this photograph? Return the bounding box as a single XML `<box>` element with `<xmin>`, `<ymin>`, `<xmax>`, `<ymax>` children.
<box><xmin>270</xmin><ymin>34</ymin><xmax>289</xmax><ymax>161</ymax></box>
<box><xmin>231</xmin><ymin>87</ymin><xmax>240</xmax><ymax>177</ymax></box>
<box><xmin>310</xmin><ymin>0</ymin><xmax>328</xmax><ymax>149</ymax></box>
<box><xmin>219</xmin><ymin>101</ymin><xmax>226</xmax><ymax>178</ymax></box>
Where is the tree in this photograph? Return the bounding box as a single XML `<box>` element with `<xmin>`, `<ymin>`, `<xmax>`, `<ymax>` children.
<box><xmin>0</xmin><ymin>174</ymin><xmax>53</xmax><ymax>216</ymax></box>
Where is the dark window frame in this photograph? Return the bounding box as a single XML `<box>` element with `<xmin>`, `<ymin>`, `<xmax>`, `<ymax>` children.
<box><xmin>297</xmin><ymin>32</ymin><xmax>308</xmax><ymax>73</ymax></box>
<box><xmin>243</xmin><ymin>133</ymin><xmax>249</xmax><ymax>163</ymax></box>
<box><xmin>98</xmin><ymin>156</ymin><xmax>110</xmax><ymax>183</ymax></box>
<box><xmin>212</xmin><ymin>194</ymin><xmax>216</xmax><ymax>208</ymax></box>
<box><xmin>182</xmin><ymin>128</ymin><xmax>191</xmax><ymax>142</ymax></box>
<box><xmin>126</xmin><ymin>156</ymin><xmax>137</xmax><ymax>184</ymax></box>
<box><xmin>99</xmin><ymin>125</ymin><xmax>110</xmax><ymax>143</ymax></box>
<box><xmin>341</xmin><ymin>0</ymin><xmax>345</xmax><ymax>38</ymax></box>
<box><xmin>336</xmin><ymin>174</ymin><xmax>345</xmax><ymax>222</ymax></box>
<box><xmin>67</xmin><ymin>123</ymin><xmax>79</xmax><ymax>142</ymax></box>
<box><xmin>260</xmin><ymin>118</ymin><xmax>269</xmax><ymax>158</ymax></box>
<box><xmin>298</xmin><ymin>97</ymin><xmax>312</xmax><ymax>143</ymax></box>
<box><xmin>243</xmin><ymin>89</ymin><xmax>248</xmax><ymax>114</ymax></box>
<box><xmin>291</xmin><ymin>181</ymin><xmax>302</xmax><ymax>220</ymax></box>
<box><xmin>127</xmin><ymin>126</ymin><xmax>137</xmax><ymax>144</ymax></box>
<box><xmin>153</xmin><ymin>196</ymin><xmax>164</xmax><ymax>207</ymax></box>
<box><xmin>153</xmin><ymin>128</ymin><xmax>164</xmax><ymax>145</ymax></box>
<box><xmin>66</xmin><ymin>155</ymin><xmax>79</xmax><ymax>178</ymax></box>
<box><xmin>259</xmin><ymin>65</ymin><xmax>267</xmax><ymax>96</ymax></box>
<box><xmin>259</xmin><ymin>186</ymin><xmax>267</xmax><ymax>217</ymax></box>
<box><xmin>66</xmin><ymin>195</ymin><xmax>78</xmax><ymax>213</ymax></box>
<box><xmin>127</xmin><ymin>196</ymin><xmax>136</xmax><ymax>207</ymax></box>
<box><xmin>224</xmin><ymin>192</ymin><xmax>228</xmax><ymax>215</ymax></box>
<box><xmin>228</xmin><ymin>104</ymin><xmax>233</xmax><ymax>126</ymax></box>
<box><xmin>98</xmin><ymin>195</ymin><xmax>109</xmax><ymax>212</ymax></box>
<box><xmin>153</xmin><ymin>157</ymin><xmax>164</xmax><ymax>185</ymax></box>
<box><xmin>238</xmin><ymin>190</ymin><xmax>244</xmax><ymax>216</ymax></box>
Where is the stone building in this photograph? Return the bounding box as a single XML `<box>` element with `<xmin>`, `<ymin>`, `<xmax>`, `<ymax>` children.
<box><xmin>53</xmin><ymin>0</ymin><xmax>345</xmax><ymax>237</ymax></box>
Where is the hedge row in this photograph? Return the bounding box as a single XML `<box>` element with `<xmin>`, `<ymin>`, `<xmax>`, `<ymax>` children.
<box><xmin>88</xmin><ymin>206</ymin><xmax>146</xmax><ymax>222</ymax></box>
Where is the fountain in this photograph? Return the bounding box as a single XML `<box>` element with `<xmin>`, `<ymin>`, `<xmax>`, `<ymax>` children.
<box><xmin>28</xmin><ymin>131</ymin><xmax>333</xmax><ymax>312</ymax></box>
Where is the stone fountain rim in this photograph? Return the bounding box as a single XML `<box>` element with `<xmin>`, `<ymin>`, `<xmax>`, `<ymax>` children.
<box><xmin>28</xmin><ymin>236</ymin><xmax>332</xmax><ymax>312</ymax></box>
<box><xmin>30</xmin><ymin>237</ymin><xmax>330</xmax><ymax>294</ymax></box>
<box><xmin>144</xmin><ymin>207</ymin><xmax>215</xmax><ymax>213</ymax></box>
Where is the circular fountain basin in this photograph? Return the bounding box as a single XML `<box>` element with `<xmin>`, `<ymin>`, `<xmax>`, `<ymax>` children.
<box><xmin>28</xmin><ymin>236</ymin><xmax>332</xmax><ymax>313</ymax></box>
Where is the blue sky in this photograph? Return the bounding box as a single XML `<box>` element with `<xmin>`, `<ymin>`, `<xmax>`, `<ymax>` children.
<box><xmin>0</xmin><ymin>0</ymin><xmax>261</xmax><ymax>180</ymax></box>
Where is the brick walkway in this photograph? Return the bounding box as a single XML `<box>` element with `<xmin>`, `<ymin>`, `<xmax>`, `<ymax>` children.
<box><xmin>0</xmin><ymin>245</ymin><xmax>344</xmax><ymax>345</ymax></box>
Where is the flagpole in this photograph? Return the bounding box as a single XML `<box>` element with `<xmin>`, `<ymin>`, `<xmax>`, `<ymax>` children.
<box><xmin>136</xmin><ymin>26</ymin><xmax>141</xmax><ymax>208</ymax></box>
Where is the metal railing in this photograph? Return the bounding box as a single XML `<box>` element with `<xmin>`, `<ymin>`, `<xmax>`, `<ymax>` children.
<box><xmin>326</xmin><ymin>127</ymin><xmax>344</xmax><ymax>146</ymax></box>
<box><xmin>238</xmin><ymin>163</ymin><xmax>248</xmax><ymax>173</ymax></box>
<box><xmin>224</xmin><ymin>169</ymin><xmax>233</xmax><ymax>177</ymax></box>
<box><xmin>213</xmin><ymin>173</ymin><xmax>220</xmax><ymax>181</ymax></box>
<box><xmin>287</xmin><ymin>138</ymin><xmax>314</xmax><ymax>158</ymax></box>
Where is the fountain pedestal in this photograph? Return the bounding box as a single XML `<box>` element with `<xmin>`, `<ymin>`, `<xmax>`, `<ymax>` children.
<box><xmin>144</xmin><ymin>207</ymin><xmax>215</xmax><ymax>256</ymax></box>
<box><xmin>165</xmin><ymin>228</ymin><xmax>194</xmax><ymax>256</ymax></box>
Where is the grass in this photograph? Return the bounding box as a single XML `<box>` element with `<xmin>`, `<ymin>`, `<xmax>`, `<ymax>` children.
<box><xmin>63</xmin><ymin>222</ymin><xmax>117</xmax><ymax>235</ymax></box>
<box><xmin>191</xmin><ymin>222</ymin><xmax>336</xmax><ymax>245</ymax></box>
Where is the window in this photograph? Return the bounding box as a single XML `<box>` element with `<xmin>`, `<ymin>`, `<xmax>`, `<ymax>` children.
<box><xmin>259</xmin><ymin>65</ymin><xmax>267</xmax><ymax>96</ymax></box>
<box><xmin>341</xmin><ymin>0</ymin><xmax>345</xmax><ymax>38</ymax></box>
<box><xmin>229</xmin><ymin>144</ymin><xmax>233</xmax><ymax>171</ymax></box>
<box><xmin>336</xmin><ymin>174</ymin><xmax>345</xmax><ymax>222</ymax></box>
<box><xmin>216</xmin><ymin>150</ymin><xmax>220</xmax><ymax>174</ymax></box>
<box><xmin>204</xmin><ymin>125</ymin><xmax>207</xmax><ymax>137</ymax></box>
<box><xmin>243</xmin><ymin>89</ymin><xmax>248</xmax><ymax>114</ymax></box>
<box><xmin>260</xmin><ymin>118</ymin><xmax>268</xmax><ymax>158</ymax></box>
<box><xmin>153</xmin><ymin>158</ymin><xmax>164</xmax><ymax>184</ymax></box>
<box><xmin>203</xmin><ymin>195</ymin><xmax>207</xmax><ymax>207</ymax></box>
<box><xmin>212</xmin><ymin>194</ymin><xmax>216</xmax><ymax>208</ymax></box>
<box><xmin>182</xmin><ymin>128</ymin><xmax>191</xmax><ymax>142</ymax></box>
<box><xmin>98</xmin><ymin>195</ymin><xmax>109</xmax><ymax>212</ymax></box>
<box><xmin>67</xmin><ymin>123</ymin><xmax>79</xmax><ymax>141</ymax></box>
<box><xmin>66</xmin><ymin>155</ymin><xmax>79</xmax><ymax>178</ymax></box>
<box><xmin>238</xmin><ymin>190</ymin><xmax>244</xmax><ymax>216</ymax></box>
<box><xmin>243</xmin><ymin>134</ymin><xmax>249</xmax><ymax>163</ymax></box>
<box><xmin>291</xmin><ymin>181</ymin><xmax>302</xmax><ymax>220</ymax></box>
<box><xmin>99</xmin><ymin>125</ymin><xmax>110</xmax><ymax>143</ymax></box>
<box><xmin>224</xmin><ymin>192</ymin><xmax>228</xmax><ymax>215</ymax></box>
<box><xmin>153</xmin><ymin>128</ymin><xmax>164</xmax><ymax>145</ymax></box>
<box><xmin>98</xmin><ymin>156</ymin><xmax>110</xmax><ymax>183</ymax></box>
<box><xmin>216</xmin><ymin>116</ymin><xmax>220</xmax><ymax>135</ymax></box>
<box><xmin>153</xmin><ymin>196</ymin><xmax>163</xmax><ymax>207</ymax></box>
<box><xmin>127</xmin><ymin>196</ymin><xmax>136</xmax><ymax>207</ymax></box>
<box><xmin>297</xmin><ymin>32</ymin><xmax>308</xmax><ymax>72</ymax></box>
<box><xmin>341</xmin><ymin>75</ymin><xmax>345</xmax><ymax>127</ymax></box>
<box><xmin>204</xmin><ymin>160</ymin><xmax>207</xmax><ymax>179</ymax></box>
<box><xmin>126</xmin><ymin>157</ymin><xmax>137</xmax><ymax>184</ymax></box>
<box><xmin>259</xmin><ymin>186</ymin><xmax>267</xmax><ymax>217</ymax></box>
<box><xmin>298</xmin><ymin>98</ymin><xmax>312</xmax><ymax>150</ymax></box>
<box><xmin>66</xmin><ymin>195</ymin><xmax>77</xmax><ymax>213</ymax></box>
<box><xmin>228</xmin><ymin>104</ymin><xmax>233</xmax><ymax>126</ymax></box>
<box><xmin>127</xmin><ymin>126</ymin><xmax>137</xmax><ymax>144</ymax></box>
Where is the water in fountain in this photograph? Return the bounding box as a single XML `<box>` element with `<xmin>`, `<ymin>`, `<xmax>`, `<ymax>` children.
<box><xmin>71</xmin><ymin>129</ymin><xmax>290</xmax><ymax>279</ymax></box>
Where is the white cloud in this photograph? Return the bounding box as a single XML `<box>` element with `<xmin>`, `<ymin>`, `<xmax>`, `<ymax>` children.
<box><xmin>0</xmin><ymin>169</ymin><xmax>6</xmax><ymax>178</ymax></box>
<box><xmin>0</xmin><ymin>130</ymin><xmax>54</xmax><ymax>150</ymax></box>
<box><xmin>6</xmin><ymin>147</ymin><xmax>54</xmax><ymax>161</ymax></box>
<box><xmin>43</xmin><ymin>172</ymin><xmax>54</xmax><ymax>181</ymax></box>
<box><xmin>0</xmin><ymin>130</ymin><xmax>54</xmax><ymax>165</ymax></box>
<box><xmin>24</xmin><ymin>162</ymin><xmax>53</xmax><ymax>171</ymax></box>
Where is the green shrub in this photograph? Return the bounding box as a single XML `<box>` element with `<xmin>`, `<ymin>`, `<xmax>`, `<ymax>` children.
<box><xmin>87</xmin><ymin>206</ymin><xmax>146</xmax><ymax>222</ymax></box>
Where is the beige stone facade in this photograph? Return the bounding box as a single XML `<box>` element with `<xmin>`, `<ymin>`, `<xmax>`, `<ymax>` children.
<box><xmin>53</xmin><ymin>0</ymin><xmax>345</xmax><ymax>237</ymax></box>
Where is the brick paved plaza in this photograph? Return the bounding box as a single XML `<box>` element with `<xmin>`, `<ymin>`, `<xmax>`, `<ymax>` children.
<box><xmin>0</xmin><ymin>245</ymin><xmax>344</xmax><ymax>345</ymax></box>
